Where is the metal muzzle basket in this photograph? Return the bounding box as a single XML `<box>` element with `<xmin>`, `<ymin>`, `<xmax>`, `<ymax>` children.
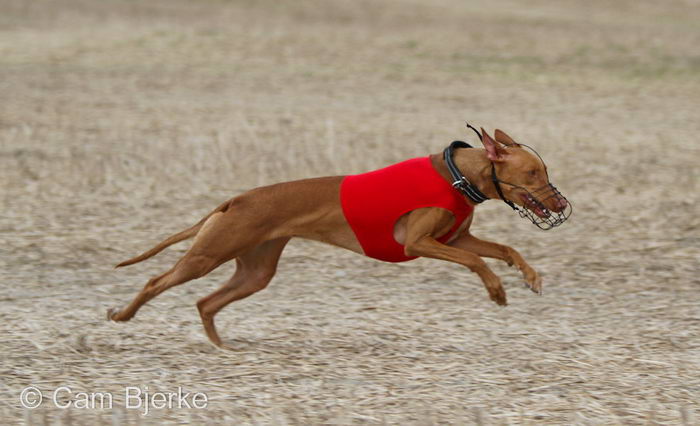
<box><xmin>512</xmin><ymin>182</ymin><xmax>572</xmax><ymax>230</ymax></box>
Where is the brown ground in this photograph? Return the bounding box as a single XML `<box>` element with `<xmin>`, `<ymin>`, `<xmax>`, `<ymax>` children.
<box><xmin>1</xmin><ymin>0</ymin><xmax>699</xmax><ymax>424</ymax></box>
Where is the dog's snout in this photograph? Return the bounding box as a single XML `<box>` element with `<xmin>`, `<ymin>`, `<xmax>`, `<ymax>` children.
<box><xmin>542</xmin><ymin>191</ymin><xmax>568</xmax><ymax>213</ymax></box>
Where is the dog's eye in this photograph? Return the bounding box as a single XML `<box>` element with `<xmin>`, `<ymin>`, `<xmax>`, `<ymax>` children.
<box><xmin>528</xmin><ymin>169</ymin><xmax>538</xmax><ymax>177</ymax></box>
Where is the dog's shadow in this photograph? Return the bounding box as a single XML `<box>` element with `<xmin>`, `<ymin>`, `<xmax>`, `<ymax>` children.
<box><xmin>182</xmin><ymin>333</ymin><xmax>404</xmax><ymax>358</ymax></box>
<box><xmin>182</xmin><ymin>337</ymin><xmax>312</xmax><ymax>355</ymax></box>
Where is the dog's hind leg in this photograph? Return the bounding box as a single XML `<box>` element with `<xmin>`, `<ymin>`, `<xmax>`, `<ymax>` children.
<box><xmin>196</xmin><ymin>237</ymin><xmax>290</xmax><ymax>348</ymax></box>
<box><xmin>108</xmin><ymin>211</ymin><xmax>267</xmax><ymax>322</ymax></box>
<box><xmin>108</xmin><ymin>253</ymin><xmax>223</xmax><ymax>322</ymax></box>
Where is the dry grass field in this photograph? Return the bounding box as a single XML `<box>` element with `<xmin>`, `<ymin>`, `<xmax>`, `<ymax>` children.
<box><xmin>1</xmin><ymin>0</ymin><xmax>699</xmax><ymax>424</ymax></box>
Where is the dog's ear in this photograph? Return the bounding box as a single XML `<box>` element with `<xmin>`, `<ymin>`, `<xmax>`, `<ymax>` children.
<box><xmin>481</xmin><ymin>128</ymin><xmax>509</xmax><ymax>162</ymax></box>
<box><xmin>494</xmin><ymin>129</ymin><xmax>520</xmax><ymax>147</ymax></box>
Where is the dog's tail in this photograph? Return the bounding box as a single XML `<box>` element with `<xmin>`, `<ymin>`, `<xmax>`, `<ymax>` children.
<box><xmin>115</xmin><ymin>200</ymin><xmax>231</xmax><ymax>268</ymax></box>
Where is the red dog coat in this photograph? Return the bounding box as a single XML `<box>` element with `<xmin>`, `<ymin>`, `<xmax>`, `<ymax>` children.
<box><xmin>340</xmin><ymin>157</ymin><xmax>474</xmax><ymax>262</ymax></box>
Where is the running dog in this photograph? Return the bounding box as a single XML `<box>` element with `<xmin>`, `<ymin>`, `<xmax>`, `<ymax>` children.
<box><xmin>108</xmin><ymin>127</ymin><xmax>571</xmax><ymax>348</ymax></box>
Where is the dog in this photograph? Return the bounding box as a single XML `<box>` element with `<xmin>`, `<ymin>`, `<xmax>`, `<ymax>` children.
<box><xmin>108</xmin><ymin>127</ymin><xmax>571</xmax><ymax>348</ymax></box>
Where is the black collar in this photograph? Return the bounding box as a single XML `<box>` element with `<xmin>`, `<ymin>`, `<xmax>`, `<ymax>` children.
<box><xmin>442</xmin><ymin>141</ymin><xmax>489</xmax><ymax>204</ymax></box>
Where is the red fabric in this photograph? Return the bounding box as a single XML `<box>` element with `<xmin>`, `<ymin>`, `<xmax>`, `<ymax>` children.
<box><xmin>340</xmin><ymin>157</ymin><xmax>474</xmax><ymax>263</ymax></box>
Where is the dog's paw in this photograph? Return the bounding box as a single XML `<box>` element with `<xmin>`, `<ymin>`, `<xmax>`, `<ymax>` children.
<box><xmin>106</xmin><ymin>307</ymin><xmax>124</xmax><ymax>321</ymax></box>
<box><xmin>524</xmin><ymin>269</ymin><xmax>543</xmax><ymax>295</ymax></box>
<box><xmin>219</xmin><ymin>343</ymin><xmax>238</xmax><ymax>351</ymax></box>
<box><xmin>213</xmin><ymin>340</ymin><xmax>240</xmax><ymax>351</ymax></box>
<box><xmin>488</xmin><ymin>285</ymin><xmax>508</xmax><ymax>306</ymax></box>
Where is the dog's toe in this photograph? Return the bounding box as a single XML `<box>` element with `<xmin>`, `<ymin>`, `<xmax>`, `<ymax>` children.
<box><xmin>531</xmin><ymin>276</ymin><xmax>543</xmax><ymax>295</ymax></box>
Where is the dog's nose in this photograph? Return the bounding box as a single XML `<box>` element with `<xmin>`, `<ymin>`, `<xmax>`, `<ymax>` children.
<box><xmin>554</xmin><ymin>196</ymin><xmax>568</xmax><ymax>212</ymax></box>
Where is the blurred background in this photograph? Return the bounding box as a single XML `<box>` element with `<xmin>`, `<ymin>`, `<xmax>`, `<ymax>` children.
<box><xmin>1</xmin><ymin>0</ymin><xmax>698</xmax><ymax>424</ymax></box>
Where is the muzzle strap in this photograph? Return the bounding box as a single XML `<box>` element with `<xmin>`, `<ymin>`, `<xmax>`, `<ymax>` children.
<box><xmin>491</xmin><ymin>163</ymin><xmax>519</xmax><ymax>211</ymax></box>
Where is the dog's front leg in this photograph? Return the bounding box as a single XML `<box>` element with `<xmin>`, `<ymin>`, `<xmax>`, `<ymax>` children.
<box><xmin>402</xmin><ymin>208</ymin><xmax>507</xmax><ymax>306</ymax></box>
<box><xmin>449</xmin><ymin>234</ymin><xmax>542</xmax><ymax>295</ymax></box>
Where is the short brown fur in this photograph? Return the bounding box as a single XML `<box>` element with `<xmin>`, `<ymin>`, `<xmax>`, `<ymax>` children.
<box><xmin>109</xmin><ymin>129</ymin><xmax>568</xmax><ymax>348</ymax></box>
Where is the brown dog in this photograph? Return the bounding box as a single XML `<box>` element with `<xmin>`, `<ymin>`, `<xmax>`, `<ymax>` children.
<box><xmin>109</xmin><ymin>128</ymin><xmax>569</xmax><ymax>348</ymax></box>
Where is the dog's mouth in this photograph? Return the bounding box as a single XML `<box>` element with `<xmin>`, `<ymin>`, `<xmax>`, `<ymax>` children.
<box><xmin>512</xmin><ymin>184</ymin><xmax>572</xmax><ymax>230</ymax></box>
<box><xmin>520</xmin><ymin>193</ymin><xmax>551</xmax><ymax>218</ymax></box>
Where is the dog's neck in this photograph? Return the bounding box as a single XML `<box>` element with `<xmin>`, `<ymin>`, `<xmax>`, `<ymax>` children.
<box><xmin>430</xmin><ymin>148</ymin><xmax>498</xmax><ymax>204</ymax></box>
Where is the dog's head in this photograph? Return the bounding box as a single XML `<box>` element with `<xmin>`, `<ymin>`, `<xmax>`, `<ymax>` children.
<box><xmin>480</xmin><ymin>128</ymin><xmax>570</xmax><ymax>225</ymax></box>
